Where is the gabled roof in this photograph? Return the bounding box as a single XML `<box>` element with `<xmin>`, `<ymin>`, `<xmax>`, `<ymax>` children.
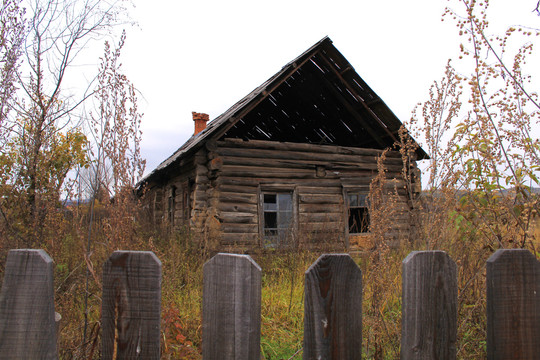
<box><xmin>142</xmin><ymin>37</ymin><xmax>428</xmax><ymax>185</ymax></box>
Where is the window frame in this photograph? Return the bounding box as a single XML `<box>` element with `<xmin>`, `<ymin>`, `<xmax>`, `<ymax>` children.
<box><xmin>345</xmin><ymin>191</ymin><xmax>370</xmax><ymax>236</ymax></box>
<box><xmin>259</xmin><ymin>186</ymin><xmax>297</xmax><ymax>248</ymax></box>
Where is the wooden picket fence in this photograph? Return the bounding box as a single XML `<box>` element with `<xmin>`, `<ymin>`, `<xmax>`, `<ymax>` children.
<box><xmin>0</xmin><ymin>248</ymin><xmax>539</xmax><ymax>359</ymax></box>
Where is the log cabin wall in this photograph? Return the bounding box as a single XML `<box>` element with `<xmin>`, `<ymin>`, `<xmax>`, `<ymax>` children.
<box><xmin>202</xmin><ymin>138</ymin><xmax>418</xmax><ymax>251</ymax></box>
<box><xmin>143</xmin><ymin>157</ymin><xmax>196</xmax><ymax>230</ymax></box>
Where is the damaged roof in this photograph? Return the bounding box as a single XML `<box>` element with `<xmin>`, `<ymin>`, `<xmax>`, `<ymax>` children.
<box><xmin>142</xmin><ymin>36</ymin><xmax>428</xmax><ymax>185</ymax></box>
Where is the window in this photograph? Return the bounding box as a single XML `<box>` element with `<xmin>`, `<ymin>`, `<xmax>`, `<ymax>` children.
<box><xmin>168</xmin><ymin>186</ymin><xmax>176</xmax><ymax>226</ymax></box>
<box><xmin>348</xmin><ymin>193</ymin><xmax>369</xmax><ymax>234</ymax></box>
<box><xmin>262</xmin><ymin>192</ymin><xmax>293</xmax><ymax>247</ymax></box>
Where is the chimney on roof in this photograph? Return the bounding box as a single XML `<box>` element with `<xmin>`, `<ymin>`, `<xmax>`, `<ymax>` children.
<box><xmin>192</xmin><ymin>112</ymin><xmax>209</xmax><ymax>135</ymax></box>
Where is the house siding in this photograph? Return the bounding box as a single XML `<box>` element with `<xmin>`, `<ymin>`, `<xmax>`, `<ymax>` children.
<box><xmin>211</xmin><ymin>139</ymin><xmax>415</xmax><ymax>250</ymax></box>
<box><xmin>144</xmin><ymin>138</ymin><xmax>419</xmax><ymax>251</ymax></box>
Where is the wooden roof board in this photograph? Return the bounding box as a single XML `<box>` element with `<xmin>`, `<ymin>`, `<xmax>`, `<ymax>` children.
<box><xmin>140</xmin><ymin>37</ymin><xmax>427</xmax><ymax>187</ymax></box>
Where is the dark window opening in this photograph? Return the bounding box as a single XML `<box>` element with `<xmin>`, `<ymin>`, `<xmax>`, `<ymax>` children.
<box><xmin>168</xmin><ymin>186</ymin><xmax>176</xmax><ymax>226</ymax></box>
<box><xmin>262</xmin><ymin>192</ymin><xmax>293</xmax><ymax>247</ymax></box>
<box><xmin>348</xmin><ymin>193</ymin><xmax>369</xmax><ymax>234</ymax></box>
<box><xmin>182</xmin><ymin>188</ymin><xmax>189</xmax><ymax>221</ymax></box>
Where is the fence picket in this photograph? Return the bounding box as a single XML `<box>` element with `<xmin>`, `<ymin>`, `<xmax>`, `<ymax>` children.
<box><xmin>203</xmin><ymin>253</ymin><xmax>261</xmax><ymax>360</ymax></box>
<box><xmin>401</xmin><ymin>250</ymin><xmax>457</xmax><ymax>359</ymax></box>
<box><xmin>0</xmin><ymin>249</ymin><xmax>58</xmax><ymax>359</ymax></box>
<box><xmin>101</xmin><ymin>251</ymin><xmax>162</xmax><ymax>360</ymax></box>
<box><xmin>303</xmin><ymin>254</ymin><xmax>362</xmax><ymax>360</ymax></box>
<box><xmin>486</xmin><ymin>249</ymin><xmax>540</xmax><ymax>359</ymax></box>
<box><xmin>2</xmin><ymin>247</ymin><xmax>540</xmax><ymax>358</ymax></box>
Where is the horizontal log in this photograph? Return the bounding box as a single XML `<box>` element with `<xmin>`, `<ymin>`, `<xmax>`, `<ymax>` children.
<box><xmin>218</xmin><ymin>138</ymin><xmax>402</xmax><ymax>158</ymax></box>
<box><xmin>219</xmin><ymin>192</ymin><xmax>258</xmax><ymax>204</ymax></box>
<box><xmin>220</xmin><ymin>154</ymin><xmax>402</xmax><ymax>170</ymax></box>
<box><xmin>220</xmin><ymin>223</ymin><xmax>260</xmax><ymax>233</ymax></box>
<box><xmin>218</xmin><ymin>147</ymin><xmax>402</xmax><ymax>165</ymax></box>
<box><xmin>217</xmin><ymin>184</ymin><xmax>259</xmax><ymax>194</ymax></box>
<box><xmin>299</xmin><ymin>203</ymin><xmax>344</xmax><ymax>213</ymax></box>
<box><xmin>300</xmin><ymin>212</ymin><xmax>343</xmax><ymax>223</ymax></box>
<box><xmin>217</xmin><ymin>177</ymin><xmax>347</xmax><ymax>188</ymax></box>
<box><xmin>300</xmin><ymin>194</ymin><xmax>344</xmax><ymax>205</ymax></box>
<box><xmin>214</xmin><ymin>177</ymin><xmax>261</xmax><ymax>187</ymax></box>
<box><xmin>218</xmin><ymin>212</ymin><xmax>258</xmax><ymax>224</ymax></box>
<box><xmin>296</xmin><ymin>186</ymin><xmax>344</xmax><ymax>195</ymax></box>
<box><xmin>217</xmin><ymin>203</ymin><xmax>258</xmax><ymax>214</ymax></box>
<box><xmin>340</xmin><ymin>179</ymin><xmax>374</xmax><ymax>188</ymax></box>
<box><xmin>219</xmin><ymin>167</ymin><xmax>326</xmax><ymax>180</ymax></box>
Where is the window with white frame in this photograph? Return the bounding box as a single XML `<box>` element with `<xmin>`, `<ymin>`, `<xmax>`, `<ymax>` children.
<box><xmin>262</xmin><ymin>192</ymin><xmax>293</xmax><ymax>247</ymax></box>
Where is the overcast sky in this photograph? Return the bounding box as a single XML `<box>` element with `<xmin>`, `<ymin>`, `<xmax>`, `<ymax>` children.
<box><xmin>119</xmin><ymin>0</ymin><xmax>539</xmax><ymax>174</ymax></box>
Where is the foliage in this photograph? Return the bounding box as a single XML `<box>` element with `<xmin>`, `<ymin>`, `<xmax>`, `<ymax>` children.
<box><xmin>0</xmin><ymin>0</ymin><xmax>25</xmax><ymax>128</ymax></box>
<box><xmin>400</xmin><ymin>0</ymin><xmax>540</xmax><ymax>358</ymax></box>
<box><xmin>0</xmin><ymin>0</ymin><xmax>132</xmax><ymax>251</ymax></box>
<box><xmin>412</xmin><ymin>0</ymin><xmax>540</xmax><ymax>249</ymax></box>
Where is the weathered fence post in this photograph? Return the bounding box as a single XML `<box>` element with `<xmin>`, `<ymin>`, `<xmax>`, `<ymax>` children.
<box><xmin>303</xmin><ymin>254</ymin><xmax>362</xmax><ymax>360</ymax></box>
<box><xmin>203</xmin><ymin>253</ymin><xmax>261</xmax><ymax>360</ymax></box>
<box><xmin>486</xmin><ymin>249</ymin><xmax>540</xmax><ymax>359</ymax></box>
<box><xmin>401</xmin><ymin>250</ymin><xmax>457</xmax><ymax>359</ymax></box>
<box><xmin>101</xmin><ymin>251</ymin><xmax>162</xmax><ymax>360</ymax></box>
<box><xmin>0</xmin><ymin>249</ymin><xmax>58</xmax><ymax>359</ymax></box>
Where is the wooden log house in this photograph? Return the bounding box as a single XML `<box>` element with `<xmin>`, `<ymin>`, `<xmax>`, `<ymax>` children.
<box><xmin>138</xmin><ymin>37</ymin><xmax>428</xmax><ymax>251</ymax></box>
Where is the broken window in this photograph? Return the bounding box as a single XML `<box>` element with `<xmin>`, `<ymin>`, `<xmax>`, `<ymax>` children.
<box><xmin>348</xmin><ymin>193</ymin><xmax>369</xmax><ymax>234</ymax></box>
<box><xmin>262</xmin><ymin>192</ymin><xmax>293</xmax><ymax>247</ymax></box>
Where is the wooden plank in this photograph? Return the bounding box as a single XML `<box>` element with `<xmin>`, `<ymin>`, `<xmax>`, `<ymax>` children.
<box><xmin>401</xmin><ymin>251</ymin><xmax>457</xmax><ymax>360</ymax></box>
<box><xmin>203</xmin><ymin>254</ymin><xmax>261</xmax><ymax>359</ymax></box>
<box><xmin>217</xmin><ymin>177</ymin><xmax>343</xmax><ymax>188</ymax></box>
<box><xmin>220</xmin><ymin>223</ymin><xmax>259</xmax><ymax>233</ymax></box>
<box><xmin>486</xmin><ymin>249</ymin><xmax>540</xmax><ymax>359</ymax></box>
<box><xmin>214</xmin><ymin>177</ymin><xmax>260</xmax><ymax>187</ymax></box>
<box><xmin>219</xmin><ymin>191</ymin><xmax>258</xmax><ymax>204</ymax></box>
<box><xmin>217</xmin><ymin>184</ymin><xmax>259</xmax><ymax>194</ymax></box>
<box><xmin>220</xmin><ymin>165</ymin><xmax>321</xmax><ymax>179</ymax></box>
<box><xmin>218</xmin><ymin>138</ymin><xmax>402</xmax><ymax>158</ymax></box>
<box><xmin>299</xmin><ymin>203</ymin><xmax>343</xmax><ymax>213</ymax></box>
<box><xmin>299</xmin><ymin>212</ymin><xmax>343</xmax><ymax>223</ymax></box>
<box><xmin>221</xmin><ymin>154</ymin><xmax>402</xmax><ymax>170</ymax></box>
<box><xmin>0</xmin><ymin>249</ymin><xmax>58</xmax><ymax>359</ymax></box>
<box><xmin>297</xmin><ymin>186</ymin><xmax>344</xmax><ymax>195</ymax></box>
<box><xmin>217</xmin><ymin>202</ymin><xmax>258</xmax><ymax>214</ymax></box>
<box><xmin>218</xmin><ymin>212</ymin><xmax>258</xmax><ymax>224</ymax></box>
<box><xmin>303</xmin><ymin>254</ymin><xmax>362</xmax><ymax>359</ymax></box>
<box><xmin>219</xmin><ymin>147</ymin><xmax>402</xmax><ymax>165</ymax></box>
<box><xmin>300</xmin><ymin>194</ymin><xmax>344</xmax><ymax>205</ymax></box>
<box><xmin>102</xmin><ymin>251</ymin><xmax>162</xmax><ymax>360</ymax></box>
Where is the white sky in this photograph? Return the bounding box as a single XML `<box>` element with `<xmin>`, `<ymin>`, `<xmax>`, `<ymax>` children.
<box><xmin>119</xmin><ymin>0</ymin><xmax>540</xmax><ymax>174</ymax></box>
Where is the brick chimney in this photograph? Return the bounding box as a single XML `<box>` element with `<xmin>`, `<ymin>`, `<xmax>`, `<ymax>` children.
<box><xmin>192</xmin><ymin>112</ymin><xmax>209</xmax><ymax>135</ymax></box>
